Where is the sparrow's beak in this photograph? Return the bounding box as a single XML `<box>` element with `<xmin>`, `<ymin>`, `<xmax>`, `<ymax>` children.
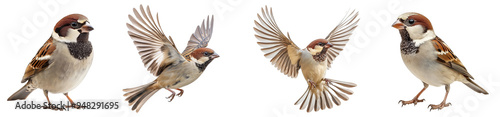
<box><xmin>81</xmin><ymin>22</ymin><xmax>94</xmax><ymax>33</ymax></box>
<box><xmin>210</xmin><ymin>52</ymin><xmax>220</xmax><ymax>59</ymax></box>
<box><xmin>325</xmin><ymin>42</ymin><xmax>333</xmax><ymax>48</ymax></box>
<box><xmin>392</xmin><ymin>20</ymin><xmax>405</xmax><ymax>30</ymax></box>
<box><xmin>320</xmin><ymin>42</ymin><xmax>333</xmax><ymax>54</ymax></box>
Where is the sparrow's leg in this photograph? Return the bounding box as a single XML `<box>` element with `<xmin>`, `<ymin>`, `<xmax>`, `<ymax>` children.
<box><xmin>399</xmin><ymin>82</ymin><xmax>428</xmax><ymax>106</ymax></box>
<box><xmin>43</xmin><ymin>90</ymin><xmax>52</xmax><ymax>109</ymax></box>
<box><xmin>428</xmin><ymin>84</ymin><xmax>451</xmax><ymax>111</ymax></box>
<box><xmin>176</xmin><ymin>89</ymin><xmax>184</xmax><ymax>97</ymax></box>
<box><xmin>64</xmin><ymin>93</ymin><xmax>83</xmax><ymax>109</ymax></box>
<box><xmin>165</xmin><ymin>88</ymin><xmax>176</xmax><ymax>102</ymax></box>
<box><xmin>308</xmin><ymin>80</ymin><xmax>317</xmax><ymax>89</ymax></box>
<box><xmin>42</xmin><ymin>90</ymin><xmax>62</xmax><ymax>111</ymax></box>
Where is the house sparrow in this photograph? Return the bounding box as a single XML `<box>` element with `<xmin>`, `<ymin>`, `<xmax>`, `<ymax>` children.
<box><xmin>123</xmin><ymin>5</ymin><xmax>219</xmax><ymax>112</ymax></box>
<box><xmin>7</xmin><ymin>14</ymin><xmax>94</xmax><ymax>110</ymax></box>
<box><xmin>392</xmin><ymin>12</ymin><xmax>488</xmax><ymax>110</ymax></box>
<box><xmin>253</xmin><ymin>6</ymin><xmax>359</xmax><ymax>112</ymax></box>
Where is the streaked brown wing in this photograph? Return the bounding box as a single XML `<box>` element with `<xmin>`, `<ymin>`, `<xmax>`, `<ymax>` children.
<box><xmin>431</xmin><ymin>37</ymin><xmax>473</xmax><ymax>79</ymax></box>
<box><xmin>127</xmin><ymin>5</ymin><xmax>184</xmax><ymax>76</ymax></box>
<box><xmin>324</xmin><ymin>10</ymin><xmax>359</xmax><ymax>68</ymax></box>
<box><xmin>254</xmin><ymin>6</ymin><xmax>301</xmax><ymax>78</ymax></box>
<box><xmin>181</xmin><ymin>15</ymin><xmax>214</xmax><ymax>61</ymax></box>
<box><xmin>22</xmin><ymin>38</ymin><xmax>56</xmax><ymax>83</ymax></box>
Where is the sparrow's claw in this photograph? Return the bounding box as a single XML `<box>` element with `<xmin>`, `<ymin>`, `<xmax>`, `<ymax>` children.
<box><xmin>428</xmin><ymin>102</ymin><xmax>451</xmax><ymax>111</ymax></box>
<box><xmin>176</xmin><ymin>89</ymin><xmax>184</xmax><ymax>97</ymax></box>
<box><xmin>166</xmin><ymin>93</ymin><xmax>176</xmax><ymax>102</ymax></box>
<box><xmin>399</xmin><ymin>98</ymin><xmax>425</xmax><ymax>107</ymax></box>
<box><xmin>308</xmin><ymin>80</ymin><xmax>317</xmax><ymax>89</ymax></box>
<box><xmin>176</xmin><ymin>92</ymin><xmax>183</xmax><ymax>97</ymax></box>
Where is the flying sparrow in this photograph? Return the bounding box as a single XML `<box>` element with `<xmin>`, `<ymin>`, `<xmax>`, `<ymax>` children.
<box><xmin>7</xmin><ymin>14</ymin><xmax>94</xmax><ymax>109</ymax></box>
<box><xmin>392</xmin><ymin>12</ymin><xmax>488</xmax><ymax>110</ymax></box>
<box><xmin>123</xmin><ymin>5</ymin><xmax>219</xmax><ymax>112</ymax></box>
<box><xmin>253</xmin><ymin>6</ymin><xmax>359</xmax><ymax>112</ymax></box>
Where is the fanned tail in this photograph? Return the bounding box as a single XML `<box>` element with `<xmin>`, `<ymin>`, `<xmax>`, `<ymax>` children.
<box><xmin>294</xmin><ymin>78</ymin><xmax>356</xmax><ymax>112</ymax></box>
<box><xmin>123</xmin><ymin>81</ymin><xmax>160</xmax><ymax>112</ymax></box>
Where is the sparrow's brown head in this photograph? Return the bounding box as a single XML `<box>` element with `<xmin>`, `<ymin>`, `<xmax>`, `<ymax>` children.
<box><xmin>307</xmin><ymin>39</ymin><xmax>332</xmax><ymax>56</ymax></box>
<box><xmin>392</xmin><ymin>12</ymin><xmax>436</xmax><ymax>41</ymax></box>
<box><xmin>191</xmin><ymin>48</ymin><xmax>219</xmax><ymax>64</ymax></box>
<box><xmin>53</xmin><ymin>14</ymin><xmax>94</xmax><ymax>42</ymax></box>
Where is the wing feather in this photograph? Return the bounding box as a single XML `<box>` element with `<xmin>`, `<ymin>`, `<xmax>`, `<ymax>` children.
<box><xmin>22</xmin><ymin>38</ymin><xmax>56</xmax><ymax>83</ymax></box>
<box><xmin>324</xmin><ymin>10</ymin><xmax>359</xmax><ymax>68</ymax></box>
<box><xmin>127</xmin><ymin>5</ymin><xmax>184</xmax><ymax>76</ymax></box>
<box><xmin>181</xmin><ymin>15</ymin><xmax>215</xmax><ymax>60</ymax></box>
<box><xmin>254</xmin><ymin>6</ymin><xmax>301</xmax><ymax>78</ymax></box>
<box><xmin>431</xmin><ymin>37</ymin><xmax>473</xmax><ymax>79</ymax></box>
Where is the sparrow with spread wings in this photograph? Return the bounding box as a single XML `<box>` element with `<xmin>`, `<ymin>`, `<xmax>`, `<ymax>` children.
<box><xmin>253</xmin><ymin>6</ymin><xmax>359</xmax><ymax>112</ymax></box>
<box><xmin>123</xmin><ymin>5</ymin><xmax>219</xmax><ymax>112</ymax></box>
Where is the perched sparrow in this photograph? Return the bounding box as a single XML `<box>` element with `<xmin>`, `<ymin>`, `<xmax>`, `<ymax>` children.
<box><xmin>123</xmin><ymin>5</ymin><xmax>219</xmax><ymax>112</ymax></box>
<box><xmin>7</xmin><ymin>14</ymin><xmax>94</xmax><ymax>109</ymax></box>
<box><xmin>253</xmin><ymin>6</ymin><xmax>359</xmax><ymax>112</ymax></box>
<box><xmin>392</xmin><ymin>12</ymin><xmax>488</xmax><ymax>110</ymax></box>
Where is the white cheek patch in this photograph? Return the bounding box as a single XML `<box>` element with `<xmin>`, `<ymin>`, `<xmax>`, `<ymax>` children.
<box><xmin>308</xmin><ymin>45</ymin><xmax>323</xmax><ymax>55</ymax></box>
<box><xmin>406</xmin><ymin>25</ymin><xmax>426</xmax><ymax>39</ymax></box>
<box><xmin>195</xmin><ymin>56</ymin><xmax>209</xmax><ymax>64</ymax></box>
<box><xmin>51</xmin><ymin>28</ymin><xmax>80</xmax><ymax>43</ymax></box>
<box><xmin>407</xmin><ymin>25</ymin><xmax>436</xmax><ymax>46</ymax></box>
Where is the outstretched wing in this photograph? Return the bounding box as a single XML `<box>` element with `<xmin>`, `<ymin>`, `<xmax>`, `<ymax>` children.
<box><xmin>324</xmin><ymin>10</ymin><xmax>359</xmax><ymax>68</ymax></box>
<box><xmin>254</xmin><ymin>6</ymin><xmax>301</xmax><ymax>78</ymax></box>
<box><xmin>127</xmin><ymin>5</ymin><xmax>184</xmax><ymax>76</ymax></box>
<box><xmin>181</xmin><ymin>15</ymin><xmax>214</xmax><ymax>60</ymax></box>
<box><xmin>22</xmin><ymin>38</ymin><xmax>56</xmax><ymax>83</ymax></box>
<box><xmin>431</xmin><ymin>37</ymin><xmax>473</xmax><ymax>79</ymax></box>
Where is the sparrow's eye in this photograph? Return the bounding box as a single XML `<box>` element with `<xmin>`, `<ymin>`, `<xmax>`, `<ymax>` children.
<box><xmin>203</xmin><ymin>52</ymin><xmax>210</xmax><ymax>56</ymax></box>
<box><xmin>318</xmin><ymin>42</ymin><xmax>325</xmax><ymax>46</ymax></box>
<box><xmin>408</xmin><ymin>19</ymin><xmax>415</xmax><ymax>25</ymax></box>
<box><xmin>70</xmin><ymin>22</ymin><xmax>81</xmax><ymax>28</ymax></box>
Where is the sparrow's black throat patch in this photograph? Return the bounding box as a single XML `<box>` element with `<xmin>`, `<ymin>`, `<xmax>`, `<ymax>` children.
<box><xmin>66</xmin><ymin>33</ymin><xmax>92</xmax><ymax>60</ymax></box>
<box><xmin>313</xmin><ymin>48</ymin><xmax>328</xmax><ymax>62</ymax></box>
<box><xmin>399</xmin><ymin>29</ymin><xmax>419</xmax><ymax>55</ymax></box>
<box><xmin>196</xmin><ymin>58</ymin><xmax>214</xmax><ymax>72</ymax></box>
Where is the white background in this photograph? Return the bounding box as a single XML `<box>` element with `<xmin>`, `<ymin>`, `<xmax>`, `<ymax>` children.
<box><xmin>1</xmin><ymin>0</ymin><xmax>499</xmax><ymax>117</ymax></box>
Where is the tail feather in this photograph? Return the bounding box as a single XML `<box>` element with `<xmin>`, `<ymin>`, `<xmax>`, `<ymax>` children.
<box><xmin>7</xmin><ymin>83</ymin><xmax>33</xmax><ymax>101</ymax></box>
<box><xmin>328</xmin><ymin>79</ymin><xmax>357</xmax><ymax>87</ymax></box>
<box><xmin>333</xmin><ymin>85</ymin><xmax>354</xmax><ymax>95</ymax></box>
<box><xmin>321</xmin><ymin>92</ymin><xmax>333</xmax><ymax>110</ymax></box>
<box><xmin>463</xmin><ymin>79</ymin><xmax>488</xmax><ymax>94</ymax></box>
<box><xmin>328</xmin><ymin>85</ymin><xmax>349</xmax><ymax>101</ymax></box>
<box><xmin>295</xmin><ymin>87</ymin><xmax>310</xmax><ymax>110</ymax></box>
<box><xmin>325</xmin><ymin>88</ymin><xmax>341</xmax><ymax>105</ymax></box>
<box><xmin>123</xmin><ymin>81</ymin><xmax>159</xmax><ymax>112</ymax></box>
<box><xmin>294</xmin><ymin>78</ymin><xmax>356</xmax><ymax>112</ymax></box>
<box><xmin>322</xmin><ymin>90</ymin><xmax>333</xmax><ymax>109</ymax></box>
<box><xmin>132</xmin><ymin>89</ymin><xmax>159</xmax><ymax>112</ymax></box>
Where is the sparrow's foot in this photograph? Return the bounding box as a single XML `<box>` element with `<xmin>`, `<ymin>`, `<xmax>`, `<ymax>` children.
<box><xmin>176</xmin><ymin>89</ymin><xmax>184</xmax><ymax>97</ymax></box>
<box><xmin>166</xmin><ymin>93</ymin><xmax>176</xmax><ymax>102</ymax></box>
<box><xmin>308</xmin><ymin>80</ymin><xmax>317</xmax><ymax>89</ymax></box>
<box><xmin>428</xmin><ymin>102</ymin><xmax>451</xmax><ymax>111</ymax></box>
<box><xmin>399</xmin><ymin>98</ymin><xmax>425</xmax><ymax>106</ymax></box>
